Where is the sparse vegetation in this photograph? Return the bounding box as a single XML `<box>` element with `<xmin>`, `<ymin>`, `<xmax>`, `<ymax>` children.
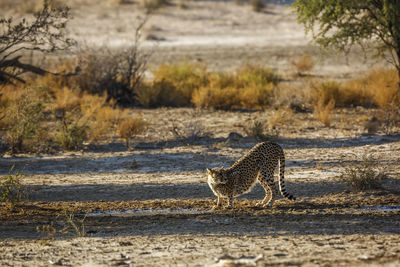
<box><xmin>340</xmin><ymin>155</ymin><xmax>388</xmax><ymax>191</ymax></box>
<box><xmin>0</xmin><ymin>0</ymin><xmax>76</xmax><ymax>84</ymax></box>
<box><xmin>118</xmin><ymin>114</ymin><xmax>148</xmax><ymax>148</ymax></box>
<box><xmin>192</xmin><ymin>65</ymin><xmax>279</xmax><ymax>110</ymax></box>
<box><xmin>242</xmin><ymin>120</ymin><xmax>272</xmax><ymax>141</ymax></box>
<box><xmin>249</xmin><ymin>0</ymin><xmax>264</xmax><ymax>12</ymax></box>
<box><xmin>291</xmin><ymin>54</ymin><xmax>315</xmax><ymax>76</ymax></box>
<box><xmin>0</xmin><ymin>165</ymin><xmax>27</xmax><ymax>211</ymax></box>
<box><xmin>36</xmin><ymin>210</ymin><xmax>87</xmax><ymax>243</ymax></box>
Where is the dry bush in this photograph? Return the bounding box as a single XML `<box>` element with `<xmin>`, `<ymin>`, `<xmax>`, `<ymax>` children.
<box><xmin>249</xmin><ymin>0</ymin><xmax>264</xmax><ymax>12</ymax></box>
<box><xmin>268</xmin><ymin>108</ymin><xmax>293</xmax><ymax>129</ymax></box>
<box><xmin>2</xmin><ymin>87</ymin><xmax>47</xmax><ymax>153</ymax></box>
<box><xmin>236</xmin><ymin>64</ymin><xmax>280</xmax><ymax>86</ymax></box>
<box><xmin>242</xmin><ymin>120</ymin><xmax>272</xmax><ymax>140</ymax></box>
<box><xmin>138</xmin><ymin>61</ymin><xmax>207</xmax><ymax>107</ymax></box>
<box><xmin>343</xmin><ymin>68</ymin><xmax>400</xmax><ymax>132</ymax></box>
<box><xmin>291</xmin><ymin>54</ymin><xmax>315</xmax><ymax>76</ymax></box>
<box><xmin>309</xmin><ymin>80</ymin><xmax>341</xmax><ymax>107</ymax></box>
<box><xmin>340</xmin><ymin>155</ymin><xmax>388</xmax><ymax>191</ymax></box>
<box><xmin>118</xmin><ymin>114</ymin><xmax>147</xmax><ymax>148</ymax></box>
<box><xmin>0</xmin><ymin>165</ymin><xmax>27</xmax><ymax>211</ymax></box>
<box><xmin>192</xmin><ymin>65</ymin><xmax>279</xmax><ymax>110</ymax></box>
<box><xmin>365</xmin><ymin>68</ymin><xmax>399</xmax><ymax>109</ymax></box>
<box><xmin>314</xmin><ymin>98</ymin><xmax>335</xmax><ymax>127</ymax></box>
<box><xmin>192</xmin><ymin>77</ymin><xmax>240</xmax><ymax>110</ymax></box>
<box><xmin>141</xmin><ymin>0</ymin><xmax>168</xmax><ymax>12</ymax></box>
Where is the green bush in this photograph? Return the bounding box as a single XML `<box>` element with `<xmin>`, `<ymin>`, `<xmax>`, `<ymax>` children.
<box><xmin>56</xmin><ymin>122</ymin><xmax>88</xmax><ymax>150</ymax></box>
<box><xmin>0</xmin><ymin>165</ymin><xmax>27</xmax><ymax>210</ymax></box>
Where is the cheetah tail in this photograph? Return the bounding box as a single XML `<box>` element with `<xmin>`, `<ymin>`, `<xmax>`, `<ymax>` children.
<box><xmin>278</xmin><ymin>154</ymin><xmax>296</xmax><ymax>201</ymax></box>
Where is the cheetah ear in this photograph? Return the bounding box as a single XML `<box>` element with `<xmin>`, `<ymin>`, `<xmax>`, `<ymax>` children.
<box><xmin>206</xmin><ymin>168</ymin><xmax>212</xmax><ymax>174</ymax></box>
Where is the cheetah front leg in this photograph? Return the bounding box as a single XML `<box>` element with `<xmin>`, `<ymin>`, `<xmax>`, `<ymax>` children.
<box><xmin>227</xmin><ymin>194</ymin><xmax>234</xmax><ymax>209</ymax></box>
<box><xmin>213</xmin><ymin>195</ymin><xmax>223</xmax><ymax>210</ymax></box>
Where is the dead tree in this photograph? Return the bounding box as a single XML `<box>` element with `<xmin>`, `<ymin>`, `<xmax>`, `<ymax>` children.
<box><xmin>0</xmin><ymin>0</ymin><xmax>77</xmax><ymax>84</ymax></box>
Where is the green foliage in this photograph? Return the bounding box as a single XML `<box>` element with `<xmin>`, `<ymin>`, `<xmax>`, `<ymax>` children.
<box><xmin>56</xmin><ymin>121</ymin><xmax>88</xmax><ymax>150</ymax></box>
<box><xmin>293</xmin><ymin>0</ymin><xmax>400</xmax><ymax>76</ymax></box>
<box><xmin>0</xmin><ymin>165</ymin><xmax>27</xmax><ymax>210</ymax></box>
<box><xmin>340</xmin><ymin>155</ymin><xmax>388</xmax><ymax>191</ymax></box>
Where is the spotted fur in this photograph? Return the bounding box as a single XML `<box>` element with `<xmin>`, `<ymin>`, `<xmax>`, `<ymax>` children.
<box><xmin>207</xmin><ymin>142</ymin><xmax>295</xmax><ymax>209</ymax></box>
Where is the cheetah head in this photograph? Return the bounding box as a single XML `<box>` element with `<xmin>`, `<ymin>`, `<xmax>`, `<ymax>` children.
<box><xmin>207</xmin><ymin>167</ymin><xmax>228</xmax><ymax>184</ymax></box>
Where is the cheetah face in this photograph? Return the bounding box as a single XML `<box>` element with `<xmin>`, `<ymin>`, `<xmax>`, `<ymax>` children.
<box><xmin>207</xmin><ymin>168</ymin><xmax>228</xmax><ymax>184</ymax></box>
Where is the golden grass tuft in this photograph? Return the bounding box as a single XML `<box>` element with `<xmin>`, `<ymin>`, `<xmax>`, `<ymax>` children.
<box><xmin>314</xmin><ymin>98</ymin><xmax>335</xmax><ymax>127</ymax></box>
<box><xmin>192</xmin><ymin>65</ymin><xmax>279</xmax><ymax>110</ymax></box>
<box><xmin>291</xmin><ymin>54</ymin><xmax>315</xmax><ymax>76</ymax></box>
<box><xmin>118</xmin><ymin>114</ymin><xmax>148</xmax><ymax>148</ymax></box>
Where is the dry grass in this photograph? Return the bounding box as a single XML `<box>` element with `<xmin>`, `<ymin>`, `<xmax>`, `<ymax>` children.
<box><xmin>291</xmin><ymin>54</ymin><xmax>315</xmax><ymax>76</ymax></box>
<box><xmin>249</xmin><ymin>0</ymin><xmax>264</xmax><ymax>12</ymax></box>
<box><xmin>267</xmin><ymin>108</ymin><xmax>293</xmax><ymax>129</ymax></box>
<box><xmin>314</xmin><ymin>98</ymin><xmax>335</xmax><ymax>127</ymax></box>
<box><xmin>117</xmin><ymin>114</ymin><xmax>147</xmax><ymax>148</ymax></box>
<box><xmin>340</xmin><ymin>154</ymin><xmax>388</xmax><ymax>191</ymax></box>
<box><xmin>192</xmin><ymin>65</ymin><xmax>279</xmax><ymax>110</ymax></box>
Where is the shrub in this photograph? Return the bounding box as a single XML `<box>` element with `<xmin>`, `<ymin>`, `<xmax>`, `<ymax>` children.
<box><xmin>74</xmin><ymin>15</ymin><xmax>150</xmax><ymax>105</ymax></box>
<box><xmin>192</xmin><ymin>65</ymin><xmax>279</xmax><ymax>110</ymax></box>
<box><xmin>309</xmin><ymin>80</ymin><xmax>340</xmax><ymax>107</ymax></box>
<box><xmin>236</xmin><ymin>64</ymin><xmax>280</xmax><ymax>87</ymax></box>
<box><xmin>141</xmin><ymin>0</ymin><xmax>168</xmax><ymax>12</ymax></box>
<box><xmin>0</xmin><ymin>165</ymin><xmax>27</xmax><ymax>211</ymax></box>
<box><xmin>3</xmin><ymin>87</ymin><xmax>45</xmax><ymax>153</ymax></box>
<box><xmin>242</xmin><ymin>120</ymin><xmax>271</xmax><ymax>140</ymax></box>
<box><xmin>268</xmin><ymin>108</ymin><xmax>293</xmax><ymax>129</ymax></box>
<box><xmin>250</xmin><ymin>0</ymin><xmax>264</xmax><ymax>12</ymax></box>
<box><xmin>56</xmin><ymin>122</ymin><xmax>88</xmax><ymax>150</ymax></box>
<box><xmin>291</xmin><ymin>54</ymin><xmax>315</xmax><ymax>76</ymax></box>
<box><xmin>340</xmin><ymin>155</ymin><xmax>388</xmax><ymax>191</ymax></box>
<box><xmin>117</xmin><ymin>114</ymin><xmax>147</xmax><ymax>148</ymax></box>
<box><xmin>141</xmin><ymin>61</ymin><xmax>207</xmax><ymax>107</ymax></box>
<box><xmin>314</xmin><ymin>98</ymin><xmax>335</xmax><ymax>127</ymax></box>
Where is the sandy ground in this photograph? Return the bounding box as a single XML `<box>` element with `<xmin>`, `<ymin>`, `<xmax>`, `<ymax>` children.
<box><xmin>1</xmin><ymin>107</ymin><xmax>400</xmax><ymax>266</ymax></box>
<box><xmin>1</xmin><ymin>1</ymin><xmax>400</xmax><ymax>266</ymax></box>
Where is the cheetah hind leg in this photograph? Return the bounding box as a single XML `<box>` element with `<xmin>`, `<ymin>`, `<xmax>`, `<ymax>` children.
<box><xmin>257</xmin><ymin>169</ymin><xmax>278</xmax><ymax>208</ymax></box>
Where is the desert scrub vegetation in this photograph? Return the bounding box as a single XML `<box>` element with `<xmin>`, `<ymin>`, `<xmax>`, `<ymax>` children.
<box><xmin>0</xmin><ymin>81</ymin><xmax>146</xmax><ymax>153</ymax></box>
<box><xmin>137</xmin><ymin>61</ymin><xmax>207</xmax><ymax>107</ymax></box>
<box><xmin>307</xmin><ymin>68</ymin><xmax>400</xmax><ymax>130</ymax></box>
<box><xmin>0</xmin><ymin>165</ymin><xmax>27</xmax><ymax>211</ymax></box>
<box><xmin>1</xmin><ymin>87</ymin><xmax>46</xmax><ymax>153</ymax></box>
<box><xmin>118</xmin><ymin>114</ymin><xmax>148</xmax><ymax>148</ymax></box>
<box><xmin>137</xmin><ymin>62</ymin><xmax>280</xmax><ymax>109</ymax></box>
<box><xmin>340</xmin><ymin>155</ymin><xmax>388</xmax><ymax>191</ymax></box>
<box><xmin>192</xmin><ymin>65</ymin><xmax>280</xmax><ymax>110</ymax></box>
<box><xmin>291</xmin><ymin>54</ymin><xmax>315</xmax><ymax>76</ymax></box>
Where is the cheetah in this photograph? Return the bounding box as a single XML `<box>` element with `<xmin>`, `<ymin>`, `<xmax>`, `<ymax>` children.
<box><xmin>207</xmin><ymin>142</ymin><xmax>295</xmax><ymax>209</ymax></box>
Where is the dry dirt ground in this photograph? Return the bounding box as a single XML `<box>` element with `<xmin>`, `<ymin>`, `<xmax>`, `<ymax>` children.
<box><xmin>1</xmin><ymin>1</ymin><xmax>400</xmax><ymax>266</ymax></box>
